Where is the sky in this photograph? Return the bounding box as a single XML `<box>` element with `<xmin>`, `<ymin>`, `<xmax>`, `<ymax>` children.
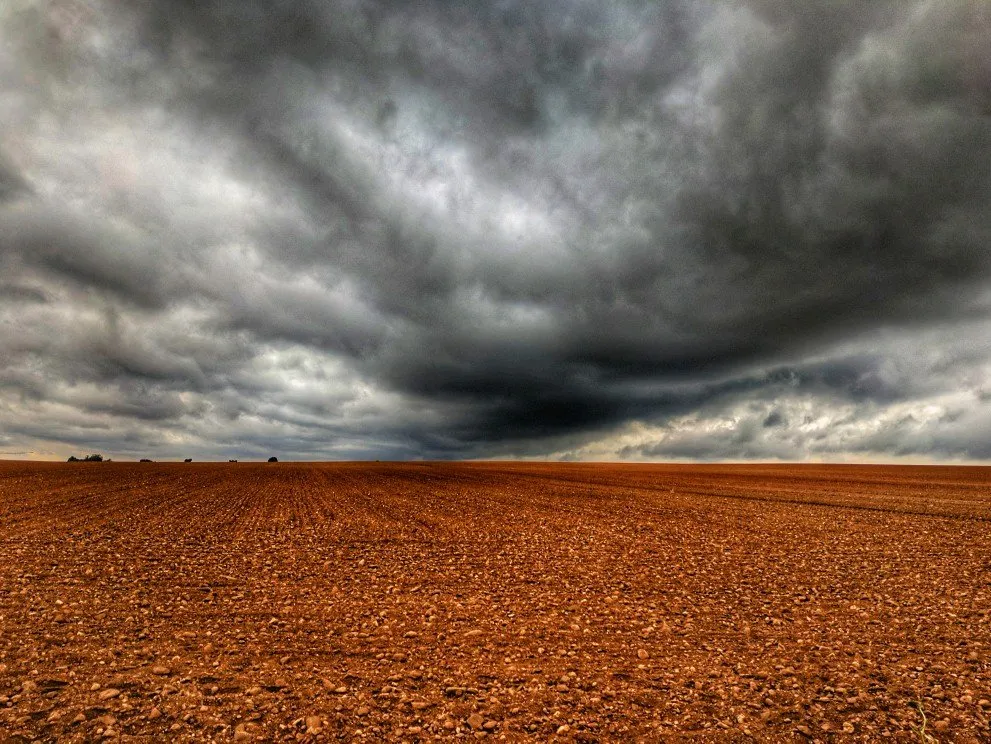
<box><xmin>1</xmin><ymin>0</ymin><xmax>990</xmax><ymax>462</ymax></box>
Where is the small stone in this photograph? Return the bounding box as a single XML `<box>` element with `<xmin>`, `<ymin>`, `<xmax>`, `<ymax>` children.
<box><xmin>796</xmin><ymin>724</ymin><xmax>812</xmax><ymax>737</ymax></box>
<box><xmin>98</xmin><ymin>688</ymin><xmax>121</xmax><ymax>701</ymax></box>
<box><xmin>90</xmin><ymin>683</ymin><xmax>101</xmax><ymax>692</ymax></box>
<box><xmin>333</xmin><ymin>686</ymin><xmax>347</xmax><ymax>694</ymax></box>
<box><xmin>934</xmin><ymin>719</ymin><xmax>950</xmax><ymax>732</ymax></box>
<box><xmin>465</xmin><ymin>629</ymin><xmax>483</xmax><ymax>638</ymax></box>
<box><xmin>482</xmin><ymin>719</ymin><xmax>498</xmax><ymax>731</ymax></box>
<box><xmin>355</xmin><ymin>706</ymin><xmax>371</xmax><ymax>716</ymax></box>
<box><xmin>148</xmin><ymin>707</ymin><xmax>162</xmax><ymax>720</ymax></box>
<box><xmin>637</xmin><ymin>649</ymin><xmax>649</xmax><ymax>660</ymax></box>
<box><xmin>102</xmin><ymin>728</ymin><xmax>117</xmax><ymax>738</ymax></box>
<box><xmin>305</xmin><ymin>715</ymin><xmax>323</xmax><ymax>734</ymax></box>
<box><xmin>556</xmin><ymin>724</ymin><xmax>571</xmax><ymax>734</ymax></box>
<box><xmin>151</xmin><ymin>666</ymin><xmax>171</xmax><ymax>676</ymax></box>
<box><xmin>467</xmin><ymin>712</ymin><xmax>485</xmax><ymax>730</ymax></box>
<box><xmin>233</xmin><ymin>723</ymin><xmax>256</xmax><ymax>741</ymax></box>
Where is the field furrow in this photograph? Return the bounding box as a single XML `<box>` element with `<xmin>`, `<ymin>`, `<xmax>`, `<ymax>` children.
<box><xmin>0</xmin><ymin>462</ymin><xmax>988</xmax><ymax>742</ymax></box>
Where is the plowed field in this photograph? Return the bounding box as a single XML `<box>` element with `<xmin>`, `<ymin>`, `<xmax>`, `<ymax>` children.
<box><xmin>0</xmin><ymin>462</ymin><xmax>989</xmax><ymax>742</ymax></box>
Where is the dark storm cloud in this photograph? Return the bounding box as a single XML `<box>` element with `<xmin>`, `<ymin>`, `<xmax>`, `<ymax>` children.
<box><xmin>2</xmin><ymin>0</ymin><xmax>991</xmax><ymax>460</ymax></box>
<box><xmin>672</xmin><ymin>1</ymin><xmax>991</xmax><ymax>343</ymax></box>
<box><xmin>0</xmin><ymin>209</ymin><xmax>177</xmax><ymax>309</ymax></box>
<box><xmin>762</xmin><ymin>410</ymin><xmax>783</xmax><ymax>428</ymax></box>
<box><xmin>0</xmin><ymin>153</ymin><xmax>29</xmax><ymax>202</ymax></box>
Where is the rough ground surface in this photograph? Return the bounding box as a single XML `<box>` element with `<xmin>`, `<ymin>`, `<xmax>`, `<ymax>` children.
<box><xmin>0</xmin><ymin>462</ymin><xmax>989</xmax><ymax>743</ymax></box>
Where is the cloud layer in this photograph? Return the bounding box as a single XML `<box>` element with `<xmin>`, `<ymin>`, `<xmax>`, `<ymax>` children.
<box><xmin>2</xmin><ymin>0</ymin><xmax>990</xmax><ymax>461</ymax></box>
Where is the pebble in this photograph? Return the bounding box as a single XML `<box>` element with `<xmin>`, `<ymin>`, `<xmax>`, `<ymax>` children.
<box><xmin>98</xmin><ymin>688</ymin><xmax>121</xmax><ymax>701</ymax></box>
<box><xmin>151</xmin><ymin>666</ymin><xmax>171</xmax><ymax>676</ymax></box>
<box><xmin>467</xmin><ymin>712</ymin><xmax>485</xmax><ymax>730</ymax></box>
<box><xmin>637</xmin><ymin>649</ymin><xmax>649</xmax><ymax>660</ymax></box>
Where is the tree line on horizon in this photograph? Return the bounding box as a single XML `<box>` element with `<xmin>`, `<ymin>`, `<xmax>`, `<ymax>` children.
<box><xmin>67</xmin><ymin>454</ymin><xmax>280</xmax><ymax>463</ymax></box>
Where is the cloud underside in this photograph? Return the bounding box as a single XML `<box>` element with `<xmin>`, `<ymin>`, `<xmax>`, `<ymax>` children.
<box><xmin>2</xmin><ymin>0</ymin><xmax>990</xmax><ymax>461</ymax></box>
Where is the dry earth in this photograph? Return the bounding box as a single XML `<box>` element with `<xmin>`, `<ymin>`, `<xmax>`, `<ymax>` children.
<box><xmin>0</xmin><ymin>461</ymin><xmax>989</xmax><ymax>743</ymax></box>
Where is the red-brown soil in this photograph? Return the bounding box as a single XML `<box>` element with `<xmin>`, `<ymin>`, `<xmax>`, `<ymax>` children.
<box><xmin>0</xmin><ymin>461</ymin><xmax>989</xmax><ymax>742</ymax></box>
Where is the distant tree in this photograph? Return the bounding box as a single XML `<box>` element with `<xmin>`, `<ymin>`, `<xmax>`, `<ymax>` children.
<box><xmin>184</xmin><ymin>458</ymin><xmax>192</xmax><ymax>463</ymax></box>
<box><xmin>67</xmin><ymin>456</ymin><xmax>79</xmax><ymax>462</ymax></box>
<box><xmin>228</xmin><ymin>459</ymin><xmax>238</xmax><ymax>463</ymax></box>
<box><xmin>268</xmin><ymin>456</ymin><xmax>278</xmax><ymax>463</ymax></box>
<box><xmin>139</xmin><ymin>458</ymin><xmax>153</xmax><ymax>462</ymax></box>
<box><xmin>83</xmin><ymin>454</ymin><xmax>103</xmax><ymax>462</ymax></box>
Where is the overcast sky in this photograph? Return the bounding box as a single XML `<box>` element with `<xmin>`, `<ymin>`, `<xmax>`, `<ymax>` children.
<box><xmin>1</xmin><ymin>0</ymin><xmax>990</xmax><ymax>462</ymax></box>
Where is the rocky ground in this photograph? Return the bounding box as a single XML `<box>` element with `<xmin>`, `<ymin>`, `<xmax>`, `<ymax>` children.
<box><xmin>0</xmin><ymin>461</ymin><xmax>988</xmax><ymax>742</ymax></box>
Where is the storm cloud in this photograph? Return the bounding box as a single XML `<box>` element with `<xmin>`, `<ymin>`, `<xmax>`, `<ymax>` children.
<box><xmin>2</xmin><ymin>0</ymin><xmax>990</xmax><ymax>461</ymax></box>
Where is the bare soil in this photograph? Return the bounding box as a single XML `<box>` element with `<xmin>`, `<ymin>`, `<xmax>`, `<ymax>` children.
<box><xmin>0</xmin><ymin>461</ymin><xmax>989</xmax><ymax>742</ymax></box>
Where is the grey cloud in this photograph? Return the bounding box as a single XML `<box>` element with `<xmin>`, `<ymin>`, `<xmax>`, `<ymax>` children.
<box><xmin>0</xmin><ymin>283</ymin><xmax>48</xmax><ymax>304</ymax></box>
<box><xmin>1</xmin><ymin>0</ymin><xmax>990</xmax><ymax>461</ymax></box>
